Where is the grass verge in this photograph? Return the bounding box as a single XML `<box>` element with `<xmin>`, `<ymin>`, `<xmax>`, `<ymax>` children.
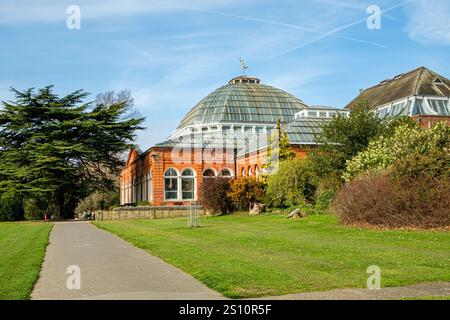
<box><xmin>0</xmin><ymin>222</ymin><xmax>52</xmax><ymax>299</ymax></box>
<box><xmin>93</xmin><ymin>213</ymin><xmax>450</xmax><ymax>298</ymax></box>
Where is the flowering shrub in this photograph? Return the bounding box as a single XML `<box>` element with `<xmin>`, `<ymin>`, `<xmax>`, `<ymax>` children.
<box><xmin>228</xmin><ymin>177</ymin><xmax>265</xmax><ymax>210</ymax></box>
<box><xmin>343</xmin><ymin>122</ymin><xmax>449</xmax><ymax>182</ymax></box>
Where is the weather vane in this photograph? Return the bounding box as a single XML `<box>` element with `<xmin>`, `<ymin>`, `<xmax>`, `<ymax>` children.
<box><xmin>239</xmin><ymin>58</ymin><xmax>248</xmax><ymax>76</ymax></box>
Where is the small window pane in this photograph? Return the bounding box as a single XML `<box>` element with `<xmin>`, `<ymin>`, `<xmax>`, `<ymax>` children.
<box><xmin>203</xmin><ymin>169</ymin><xmax>216</xmax><ymax>177</ymax></box>
<box><xmin>182</xmin><ymin>169</ymin><xmax>194</xmax><ymax>176</ymax></box>
<box><xmin>220</xmin><ymin>169</ymin><xmax>231</xmax><ymax>176</ymax></box>
<box><xmin>182</xmin><ymin>178</ymin><xmax>195</xmax><ymax>200</ymax></box>
<box><xmin>165</xmin><ymin>178</ymin><xmax>178</xmax><ymax>200</ymax></box>
<box><xmin>164</xmin><ymin>168</ymin><xmax>177</xmax><ymax>177</ymax></box>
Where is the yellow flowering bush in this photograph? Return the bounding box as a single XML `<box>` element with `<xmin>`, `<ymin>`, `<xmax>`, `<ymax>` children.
<box><xmin>343</xmin><ymin>122</ymin><xmax>449</xmax><ymax>182</ymax></box>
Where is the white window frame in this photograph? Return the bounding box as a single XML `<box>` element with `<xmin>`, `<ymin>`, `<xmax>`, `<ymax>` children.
<box><xmin>164</xmin><ymin>168</ymin><xmax>197</xmax><ymax>201</ymax></box>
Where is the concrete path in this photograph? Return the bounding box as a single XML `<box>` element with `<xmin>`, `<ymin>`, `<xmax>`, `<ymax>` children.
<box><xmin>31</xmin><ymin>221</ymin><xmax>223</xmax><ymax>300</ymax></box>
<box><xmin>257</xmin><ymin>282</ymin><xmax>450</xmax><ymax>300</ymax></box>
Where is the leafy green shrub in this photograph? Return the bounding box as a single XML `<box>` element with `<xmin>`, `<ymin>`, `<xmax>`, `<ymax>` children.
<box><xmin>343</xmin><ymin>122</ymin><xmax>449</xmax><ymax>182</ymax></box>
<box><xmin>200</xmin><ymin>177</ymin><xmax>234</xmax><ymax>215</ymax></box>
<box><xmin>315</xmin><ymin>189</ymin><xmax>335</xmax><ymax>210</ymax></box>
<box><xmin>391</xmin><ymin>148</ymin><xmax>450</xmax><ymax>179</ymax></box>
<box><xmin>265</xmin><ymin>158</ymin><xmax>316</xmax><ymax>208</ymax></box>
<box><xmin>228</xmin><ymin>177</ymin><xmax>265</xmax><ymax>210</ymax></box>
<box><xmin>0</xmin><ymin>194</ymin><xmax>24</xmax><ymax>221</ymax></box>
<box><xmin>332</xmin><ymin>172</ymin><xmax>450</xmax><ymax>229</ymax></box>
<box><xmin>137</xmin><ymin>201</ymin><xmax>150</xmax><ymax>206</ymax></box>
<box><xmin>23</xmin><ymin>197</ymin><xmax>51</xmax><ymax>220</ymax></box>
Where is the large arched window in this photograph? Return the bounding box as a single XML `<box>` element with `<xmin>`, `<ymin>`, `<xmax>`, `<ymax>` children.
<box><xmin>147</xmin><ymin>171</ymin><xmax>153</xmax><ymax>201</ymax></box>
<box><xmin>255</xmin><ymin>165</ymin><xmax>260</xmax><ymax>180</ymax></box>
<box><xmin>164</xmin><ymin>168</ymin><xmax>178</xmax><ymax>200</ymax></box>
<box><xmin>141</xmin><ymin>174</ymin><xmax>146</xmax><ymax>201</ymax></box>
<box><xmin>132</xmin><ymin>177</ymin><xmax>138</xmax><ymax>203</ymax></box>
<box><xmin>203</xmin><ymin>168</ymin><xmax>216</xmax><ymax>178</ymax></box>
<box><xmin>181</xmin><ymin>168</ymin><xmax>195</xmax><ymax>200</ymax></box>
<box><xmin>241</xmin><ymin>167</ymin><xmax>246</xmax><ymax>176</ymax></box>
<box><xmin>219</xmin><ymin>168</ymin><xmax>232</xmax><ymax>177</ymax></box>
<box><xmin>248</xmin><ymin>166</ymin><xmax>252</xmax><ymax>177</ymax></box>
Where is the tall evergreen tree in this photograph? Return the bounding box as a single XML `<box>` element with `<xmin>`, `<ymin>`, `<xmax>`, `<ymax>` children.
<box><xmin>0</xmin><ymin>86</ymin><xmax>144</xmax><ymax>218</ymax></box>
<box><xmin>263</xmin><ymin>119</ymin><xmax>295</xmax><ymax>174</ymax></box>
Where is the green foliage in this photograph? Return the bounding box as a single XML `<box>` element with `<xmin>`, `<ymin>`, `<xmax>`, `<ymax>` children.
<box><xmin>74</xmin><ymin>191</ymin><xmax>120</xmax><ymax>217</ymax></box>
<box><xmin>23</xmin><ymin>197</ymin><xmax>51</xmax><ymax>220</ymax></box>
<box><xmin>263</xmin><ymin>119</ymin><xmax>295</xmax><ymax>173</ymax></box>
<box><xmin>228</xmin><ymin>177</ymin><xmax>265</xmax><ymax>210</ymax></box>
<box><xmin>315</xmin><ymin>189</ymin><xmax>335</xmax><ymax>210</ymax></box>
<box><xmin>265</xmin><ymin>158</ymin><xmax>316</xmax><ymax>208</ymax></box>
<box><xmin>0</xmin><ymin>87</ymin><xmax>144</xmax><ymax>218</ymax></box>
<box><xmin>392</xmin><ymin>148</ymin><xmax>450</xmax><ymax>179</ymax></box>
<box><xmin>343</xmin><ymin>121</ymin><xmax>449</xmax><ymax>181</ymax></box>
<box><xmin>0</xmin><ymin>194</ymin><xmax>24</xmax><ymax>221</ymax></box>
<box><xmin>314</xmin><ymin>99</ymin><xmax>384</xmax><ymax>175</ymax></box>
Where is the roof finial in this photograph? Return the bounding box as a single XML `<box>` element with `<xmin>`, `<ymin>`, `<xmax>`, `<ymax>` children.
<box><xmin>239</xmin><ymin>58</ymin><xmax>248</xmax><ymax>76</ymax></box>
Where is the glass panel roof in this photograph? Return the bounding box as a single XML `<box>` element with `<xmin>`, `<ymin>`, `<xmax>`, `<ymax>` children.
<box><xmin>177</xmin><ymin>83</ymin><xmax>308</xmax><ymax>129</ymax></box>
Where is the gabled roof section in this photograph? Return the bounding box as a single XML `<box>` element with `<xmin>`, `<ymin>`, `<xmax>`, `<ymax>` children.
<box><xmin>345</xmin><ymin>67</ymin><xmax>450</xmax><ymax>110</ymax></box>
<box><xmin>125</xmin><ymin>148</ymin><xmax>142</xmax><ymax>166</ymax></box>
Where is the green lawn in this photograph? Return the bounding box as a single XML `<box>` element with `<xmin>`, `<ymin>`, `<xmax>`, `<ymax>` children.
<box><xmin>94</xmin><ymin>214</ymin><xmax>450</xmax><ymax>298</ymax></box>
<box><xmin>0</xmin><ymin>222</ymin><xmax>52</xmax><ymax>299</ymax></box>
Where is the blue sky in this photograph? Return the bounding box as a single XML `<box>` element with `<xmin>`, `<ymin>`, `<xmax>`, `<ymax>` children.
<box><xmin>1</xmin><ymin>0</ymin><xmax>449</xmax><ymax>149</ymax></box>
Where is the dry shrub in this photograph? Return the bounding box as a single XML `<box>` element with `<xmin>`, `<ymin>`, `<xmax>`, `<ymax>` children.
<box><xmin>200</xmin><ymin>177</ymin><xmax>234</xmax><ymax>215</ymax></box>
<box><xmin>332</xmin><ymin>173</ymin><xmax>450</xmax><ymax>229</ymax></box>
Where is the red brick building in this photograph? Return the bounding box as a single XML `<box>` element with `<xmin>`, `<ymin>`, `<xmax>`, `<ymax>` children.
<box><xmin>120</xmin><ymin>67</ymin><xmax>450</xmax><ymax>206</ymax></box>
<box><xmin>119</xmin><ymin>76</ymin><xmax>342</xmax><ymax>206</ymax></box>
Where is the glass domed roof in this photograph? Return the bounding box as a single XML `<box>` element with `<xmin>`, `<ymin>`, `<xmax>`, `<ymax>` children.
<box><xmin>176</xmin><ymin>76</ymin><xmax>308</xmax><ymax>129</ymax></box>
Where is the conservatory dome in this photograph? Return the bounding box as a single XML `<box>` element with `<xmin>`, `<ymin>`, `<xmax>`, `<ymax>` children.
<box><xmin>175</xmin><ymin>76</ymin><xmax>308</xmax><ymax>132</ymax></box>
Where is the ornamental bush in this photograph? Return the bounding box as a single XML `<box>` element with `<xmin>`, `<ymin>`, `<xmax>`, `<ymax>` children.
<box><xmin>265</xmin><ymin>158</ymin><xmax>316</xmax><ymax>208</ymax></box>
<box><xmin>228</xmin><ymin>177</ymin><xmax>265</xmax><ymax>211</ymax></box>
<box><xmin>343</xmin><ymin>121</ymin><xmax>449</xmax><ymax>182</ymax></box>
<box><xmin>332</xmin><ymin>172</ymin><xmax>450</xmax><ymax>229</ymax></box>
<box><xmin>200</xmin><ymin>177</ymin><xmax>234</xmax><ymax>215</ymax></box>
<box><xmin>315</xmin><ymin>189</ymin><xmax>335</xmax><ymax>210</ymax></box>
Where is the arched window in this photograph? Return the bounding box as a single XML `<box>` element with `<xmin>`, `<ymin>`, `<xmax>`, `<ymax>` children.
<box><xmin>203</xmin><ymin>168</ymin><xmax>216</xmax><ymax>178</ymax></box>
<box><xmin>255</xmin><ymin>165</ymin><xmax>260</xmax><ymax>179</ymax></box>
<box><xmin>147</xmin><ymin>171</ymin><xmax>153</xmax><ymax>201</ymax></box>
<box><xmin>181</xmin><ymin>169</ymin><xmax>195</xmax><ymax>200</ymax></box>
<box><xmin>132</xmin><ymin>177</ymin><xmax>138</xmax><ymax>203</ymax></box>
<box><xmin>248</xmin><ymin>166</ymin><xmax>252</xmax><ymax>177</ymax></box>
<box><xmin>141</xmin><ymin>174</ymin><xmax>146</xmax><ymax>201</ymax></box>
<box><xmin>241</xmin><ymin>167</ymin><xmax>246</xmax><ymax>176</ymax></box>
<box><xmin>220</xmin><ymin>168</ymin><xmax>232</xmax><ymax>177</ymax></box>
<box><xmin>164</xmin><ymin>168</ymin><xmax>178</xmax><ymax>200</ymax></box>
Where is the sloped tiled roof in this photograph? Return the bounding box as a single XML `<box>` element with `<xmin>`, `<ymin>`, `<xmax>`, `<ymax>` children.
<box><xmin>345</xmin><ymin>67</ymin><xmax>450</xmax><ymax>110</ymax></box>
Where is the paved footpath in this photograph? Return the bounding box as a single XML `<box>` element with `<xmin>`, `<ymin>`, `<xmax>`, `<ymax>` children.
<box><xmin>31</xmin><ymin>221</ymin><xmax>224</xmax><ymax>300</ymax></box>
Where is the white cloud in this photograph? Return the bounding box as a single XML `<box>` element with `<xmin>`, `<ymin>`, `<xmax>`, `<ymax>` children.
<box><xmin>405</xmin><ymin>0</ymin><xmax>450</xmax><ymax>45</ymax></box>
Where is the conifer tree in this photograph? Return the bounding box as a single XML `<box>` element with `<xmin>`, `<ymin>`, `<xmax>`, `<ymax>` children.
<box><xmin>263</xmin><ymin>119</ymin><xmax>295</xmax><ymax>174</ymax></box>
<box><xmin>0</xmin><ymin>86</ymin><xmax>144</xmax><ymax>218</ymax></box>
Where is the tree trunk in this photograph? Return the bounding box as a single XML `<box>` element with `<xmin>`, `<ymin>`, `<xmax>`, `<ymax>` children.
<box><xmin>54</xmin><ymin>191</ymin><xmax>65</xmax><ymax>219</ymax></box>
